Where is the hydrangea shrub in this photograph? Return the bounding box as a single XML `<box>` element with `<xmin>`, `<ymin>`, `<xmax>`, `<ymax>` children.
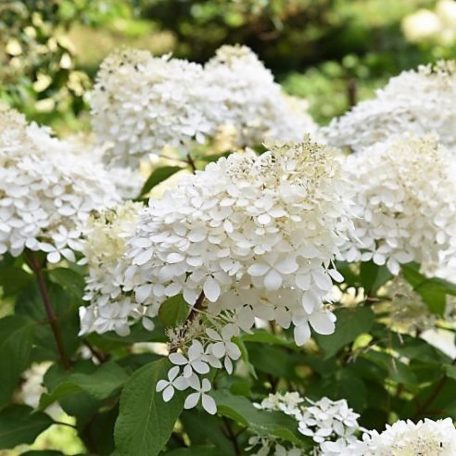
<box><xmin>1</xmin><ymin>48</ymin><xmax>456</xmax><ymax>455</ymax></box>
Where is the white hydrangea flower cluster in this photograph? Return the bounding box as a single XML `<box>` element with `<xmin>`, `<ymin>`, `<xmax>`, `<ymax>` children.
<box><xmin>91</xmin><ymin>45</ymin><xmax>317</xmax><ymax>168</ymax></box>
<box><xmin>81</xmin><ymin>139</ymin><xmax>352</xmax><ymax>413</ymax></box>
<box><xmin>323</xmin><ymin>61</ymin><xmax>456</xmax><ymax>153</ymax></box>
<box><xmin>347</xmin><ymin>418</ymin><xmax>456</xmax><ymax>456</ymax></box>
<box><xmin>123</xmin><ymin>139</ymin><xmax>351</xmax><ymax>346</ymax></box>
<box><xmin>246</xmin><ymin>436</ymin><xmax>302</xmax><ymax>456</ymax></box>
<box><xmin>156</xmin><ymin>319</ymin><xmax>241</xmax><ymax>414</ymax></box>
<box><xmin>90</xmin><ymin>49</ymin><xmax>217</xmax><ymax>168</ymax></box>
<box><xmin>0</xmin><ymin>106</ymin><xmax>120</xmax><ymax>263</ymax></box>
<box><xmin>80</xmin><ymin>202</ymin><xmax>145</xmax><ymax>336</ymax></box>
<box><xmin>62</xmin><ymin>136</ymin><xmax>145</xmax><ymax>200</ymax></box>
<box><xmin>248</xmin><ymin>393</ymin><xmax>364</xmax><ymax>455</ymax></box>
<box><xmin>204</xmin><ymin>45</ymin><xmax>318</xmax><ymax>147</ymax></box>
<box><xmin>340</xmin><ymin>135</ymin><xmax>456</xmax><ymax>275</ymax></box>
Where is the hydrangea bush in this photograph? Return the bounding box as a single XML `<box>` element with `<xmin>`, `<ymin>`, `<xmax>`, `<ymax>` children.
<box><xmin>2</xmin><ymin>48</ymin><xmax>456</xmax><ymax>455</ymax></box>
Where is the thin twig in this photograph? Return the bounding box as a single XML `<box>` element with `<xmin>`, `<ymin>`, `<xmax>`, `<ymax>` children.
<box><xmin>186</xmin><ymin>152</ymin><xmax>197</xmax><ymax>173</ymax></box>
<box><xmin>413</xmin><ymin>357</ymin><xmax>456</xmax><ymax>419</ymax></box>
<box><xmin>25</xmin><ymin>251</ymin><xmax>71</xmax><ymax>370</ymax></box>
<box><xmin>83</xmin><ymin>339</ymin><xmax>110</xmax><ymax>364</ymax></box>
<box><xmin>187</xmin><ymin>291</ymin><xmax>206</xmax><ymax>323</ymax></box>
<box><xmin>159</xmin><ymin>153</ymin><xmax>189</xmax><ymax>165</ymax></box>
<box><xmin>53</xmin><ymin>420</ymin><xmax>77</xmax><ymax>429</ymax></box>
<box><xmin>222</xmin><ymin>417</ymin><xmax>241</xmax><ymax>456</ymax></box>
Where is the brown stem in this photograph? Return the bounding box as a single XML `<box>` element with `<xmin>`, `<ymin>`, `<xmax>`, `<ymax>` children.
<box><xmin>25</xmin><ymin>251</ymin><xmax>71</xmax><ymax>370</ymax></box>
<box><xmin>187</xmin><ymin>291</ymin><xmax>205</xmax><ymax>323</ymax></box>
<box><xmin>346</xmin><ymin>77</ymin><xmax>358</xmax><ymax>108</ymax></box>
<box><xmin>186</xmin><ymin>153</ymin><xmax>197</xmax><ymax>173</ymax></box>
<box><xmin>413</xmin><ymin>358</ymin><xmax>456</xmax><ymax>419</ymax></box>
<box><xmin>82</xmin><ymin>340</ymin><xmax>110</xmax><ymax>364</ymax></box>
<box><xmin>222</xmin><ymin>417</ymin><xmax>241</xmax><ymax>456</ymax></box>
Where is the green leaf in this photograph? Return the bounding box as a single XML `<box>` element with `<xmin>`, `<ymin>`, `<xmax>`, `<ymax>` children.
<box><xmin>402</xmin><ymin>263</ymin><xmax>456</xmax><ymax>316</ymax></box>
<box><xmin>363</xmin><ymin>351</ymin><xmax>417</xmax><ymax>385</ymax></box>
<box><xmin>180</xmin><ymin>410</ymin><xmax>234</xmax><ymax>456</ymax></box>
<box><xmin>212</xmin><ymin>390</ymin><xmax>306</xmax><ymax>447</ymax></box>
<box><xmin>43</xmin><ymin>361</ymin><xmax>105</xmax><ymax>426</ymax></box>
<box><xmin>87</xmin><ymin>321</ymin><xmax>166</xmax><ymax>351</ymax></box>
<box><xmin>164</xmin><ymin>447</ymin><xmax>220</xmax><ymax>456</ymax></box>
<box><xmin>158</xmin><ymin>295</ymin><xmax>190</xmax><ymax>327</ymax></box>
<box><xmin>114</xmin><ymin>359</ymin><xmax>185</xmax><ymax>456</ymax></box>
<box><xmin>0</xmin><ymin>266</ymin><xmax>32</xmax><ymax>296</ymax></box>
<box><xmin>0</xmin><ymin>315</ymin><xmax>35</xmax><ymax>406</ymax></box>
<box><xmin>16</xmin><ymin>283</ymin><xmax>80</xmax><ymax>359</ymax></box>
<box><xmin>84</xmin><ymin>405</ymin><xmax>118</xmax><ymax>455</ymax></box>
<box><xmin>245</xmin><ymin>344</ymin><xmax>302</xmax><ymax>380</ymax></box>
<box><xmin>444</xmin><ymin>365</ymin><xmax>456</xmax><ymax>380</ymax></box>
<box><xmin>314</xmin><ymin>307</ymin><xmax>375</xmax><ymax>358</ymax></box>
<box><xmin>137</xmin><ymin>166</ymin><xmax>183</xmax><ymax>198</ymax></box>
<box><xmin>21</xmin><ymin>452</ymin><xmax>65</xmax><ymax>456</ymax></box>
<box><xmin>49</xmin><ymin>268</ymin><xmax>85</xmax><ymax>299</ymax></box>
<box><xmin>197</xmin><ymin>152</ymin><xmax>230</xmax><ymax>163</ymax></box>
<box><xmin>359</xmin><ymin>261</ymin><xmax>392</xmax><ymax>294</ymax></box>
<box><xmin>241</xmin><ymin>329</ymin><xmax>294</xmax><ymax>348</ymax></box>
<box><xmin>40</xmin><ymin>362</ymin><xmax>129</xmax><ymax>408</ymax></box>
<box><xmin>0</xmin><ymin>405</ymin><xmax>53</xmax><ymax>449</ymax></box>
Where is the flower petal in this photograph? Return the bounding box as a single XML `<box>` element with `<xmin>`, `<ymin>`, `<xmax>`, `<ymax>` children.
<box><xmin>203</xmin><ymin>277</ymin><xmax>221</xmax><ymax>303</ymax></box>
<box><xmin>211</xmin><ymin>341</ymin><xmax>226</xmax><ymax>358</ymax></box>
<box><xmin>156</xmin><ymin>379</ymin><xmax>168</xmax><ymax>393</ymax></box>
<box><xmin>169</xmin><ymin>353</ymin><xmax>188</xmax><ymax>365</ymax></box>
<box><xmin>294</xmin><ymin>322</ymin><xmax>311</xmax><ymax>346</ymax></box>
<box><xmin>173</xmin><ymin>376</ymin><xmax>188</xmax><ymax>391</ymax></box>
<box><xmin>309</xmin><ymin>311</ymin><xmax>336</xmax><ymax>335</ymax></box>
<box><xmin>202</xmin><ymin>394</ymin><xmax>217</xmax><ymax>415</ymax></box>
<box><xmin>264</xmin><ymin>269</ymin><xmax>282</xmax><ymax>290</ymax></box>
<box><xmin>184</xmin><ymin>392</ymin><xmax>200</xmax><ymax>409</ymax></box>
<box><xmin>162</xmin><ymin>385</ymin><xmax>175</xmax><ymax>402</ymax></box>
<box><xmin>192</xmin><ymin>360</ymin><xmax>210</xmax><ymax>374</ymax></box>
<box><xmin>248</xmin><ymin>263</ymin><xmax>270</xmax><ymax>277</ymax></box>
<box><xmin>275</xmin><ymin>257</ymin><xmax>299</xmax><ymax>274</ymax></box>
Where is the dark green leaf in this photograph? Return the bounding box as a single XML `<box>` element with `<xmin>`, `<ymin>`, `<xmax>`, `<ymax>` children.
<box><xmin>363</xmin><ymin>351</ymin><xmax>417</xmax><ymax>385</ymax></box>
<box><xmin>16</xmin><ymin>283</ymin><xmax>80</xmax><ymax>360</ymax></box>
<box><xmin>164</xmin><ymin>446</ymin><xmax>220</xmax><ymax>456</ymax></box>
<box><xmin>87</xmin><ymin>321</ymin><xmax>166</xmax><ymax>351</ymax></box>
<box><xmin>0</xmin><ymin>266</ymin><xmax>32</xmax><ymax>296</ymax></box>
<box><xmin>402</xmin><ymin>263</ymin><xmax>456</xmax><ymax>316</ymax></box>
<box><xmin>245</xmin><ymin>344</ymin><xmax>302</xmax><ymax>380</ymax></box>
<box><xmin>114</xmin><ymin>359</ymin><xmax>185</xmax><ymax>456</ymax></box>
<box><xmin>241</xmin><ymin>330</ymin><xmax>294</xmax><ymax>348</ymax></box>
<box><xmin>445</xmin><ymin>365</ymin><xmax>456</xmax><ymax>380</ymax></box>
<box><xmin>180</xmin><ymin>410</ymin><xmax>234</xmax><ymax>456</ymax></box>
<box><xmin>158</xmin><ymin>295</ymin><xmax>190</xmax><ymax>327</ymax></box>
<box><xmin>0</xmin><ymin>405</ymin><xmax>52</xmax><ymax>449</ymax></box>
<box><xmin>85</xmin><ymin>405</ymin><xmax>118</xmax><ymax>455</ymax></box>
<box><xmin>43</xmin><ymin>361</ymin><xmax>104</xmax><ymax>425</ymax></box>
<box><xmin>314</xmin><ymin>307</ymin><xmax>375</xmax><ymax>358</ymax></box>
<box><xmin>40</xmin><ymin>362</ymin><xmax>129</xmax><ymax>408</ymax></box>
<box><xmin>138</xmin><ymin>166</ymin><xmax>183</xmax><ymax>198</ymax></box>
<box><xmin>49</xmin><ymin>268</ymin><xmax>85</xmax><ymax>299</ymax></box>
<box><xmin>213</xmin><ymin>390</ymin><xmax>306</xmax><ymax>447</ymax></box>
<box><xmin>0</xmin><ymin>315</ymin><xmax>35</xmax><ymax>406</ymax></box>
<box><xmin>359</xmin><ymin>261</ymin><xmax>392</xmax><ymax>294</ymax></box>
